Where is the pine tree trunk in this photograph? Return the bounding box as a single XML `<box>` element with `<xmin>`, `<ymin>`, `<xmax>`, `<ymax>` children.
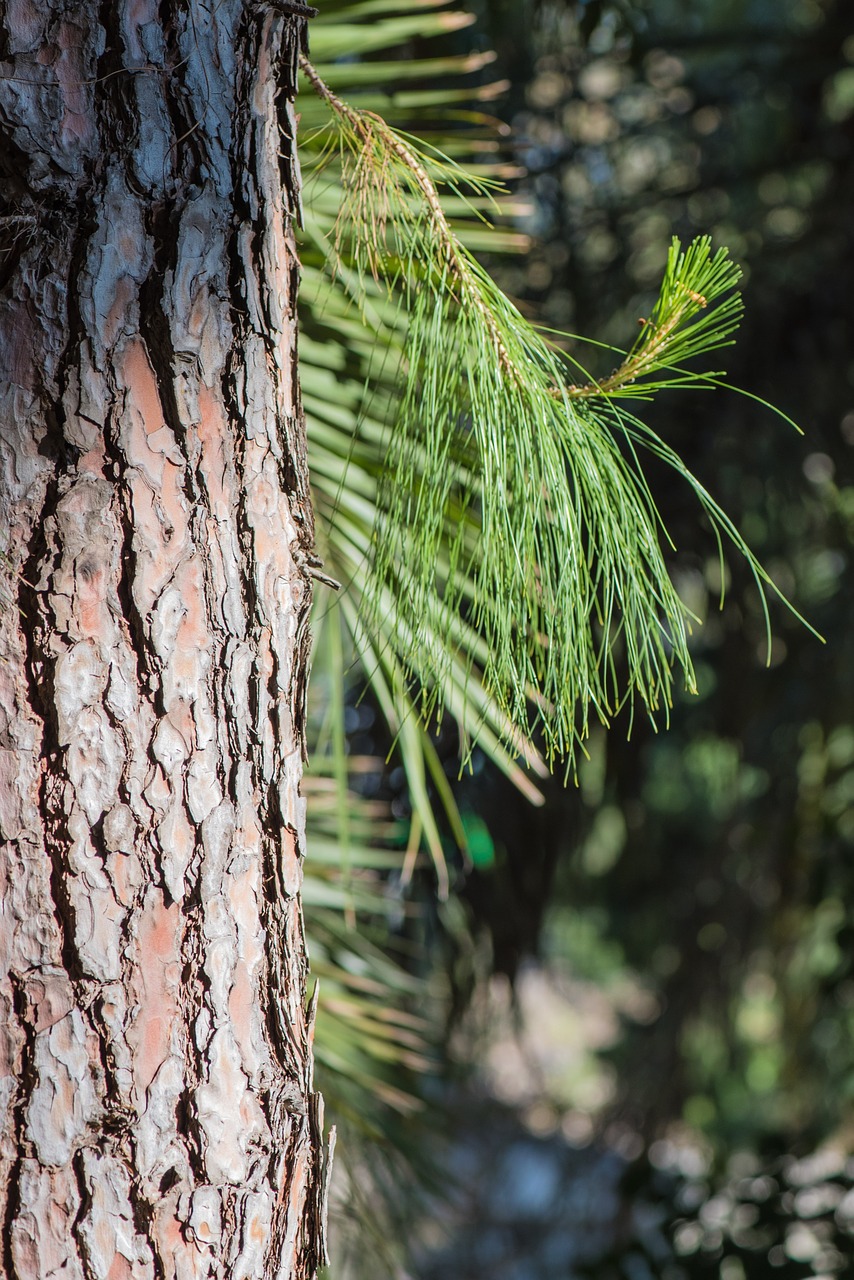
<box><xmin>0</xmin><ymin>3</ymin><xmax>328</xmax><ymax>1276</ymax></box>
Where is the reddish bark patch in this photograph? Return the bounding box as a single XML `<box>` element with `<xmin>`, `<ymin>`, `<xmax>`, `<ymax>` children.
<box><xmin>24</xmin><ymin>970</ymin><xmax>75</xmax><ymax>1032</ymax></box>
<box><xmin>121</xmin><ymin>339</ymin><xmax>166</xmax><ymax>440</ymax></box>
<box><xmin>78</xmin><ymin>443</ymin><xmax>107</xmax><ymax>475</ymax></box>
<box><xmin>124</xmin><ymin>0</ymin><xmax>158</xmax><ymax>62</ymax></box>
<box><xmin>54</xmin><ymin>20</ymin><xmax>94</xmax><ymax>147</ymax></box>
<box><xmin>0</xmin><ymin>302</ymin><xmax>37</xmax><ymax>390</ymax></box>
<box><xmin>7</xmin><ymin>0</ymin><xmax>43</xmax><ymax>49</ymax></box>
<box><xmin>227</xmin><ymin>958</ymin><xmax>253</xmax><ymax>1067</ymax></box>
<box><xmin>75</xmin><ymin>555</ymin><xmax>109</xmax><ymax>639</ymax></box>
<box><xmin>281</xmin><ymin>826</ymin><xmax>301</xmax><ymax>897</ymax></box>
<box><xmin>106</xmin><ymin>1251</ymin><xmax>134</xmax><ymax>1280</ymax></box>
<box><xmin>197</xmin><ymin>383</ymin><xmax>230</xmax><ymax>519</ymax></box>
<box><xmin>130</xmin><ymin>889</ymin><xmax>181</xmax><ymax>1099</ymax></box>
<box><xmin>174</xmin><ymin>560</ymin><xmax>209</xmax><ymax>666</ymax></box>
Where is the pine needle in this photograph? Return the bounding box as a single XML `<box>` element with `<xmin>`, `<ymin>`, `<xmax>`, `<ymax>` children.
<box><xmin>299</xmin><ymin>56</ymin><xmax>808</xmax><ymax>767</ymax></box>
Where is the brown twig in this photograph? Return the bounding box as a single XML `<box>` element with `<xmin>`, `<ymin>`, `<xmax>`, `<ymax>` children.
<box><xmin>298</xmin><ymin>54</ymin><xmax>517</xmax><ymax>378</ymax></box>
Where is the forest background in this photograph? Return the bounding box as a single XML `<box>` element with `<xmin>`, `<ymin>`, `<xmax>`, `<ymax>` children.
<box><xmin>299</xmin><ymin>0</ymin><xmax>854</xmax><ymax>1276</ymax></box>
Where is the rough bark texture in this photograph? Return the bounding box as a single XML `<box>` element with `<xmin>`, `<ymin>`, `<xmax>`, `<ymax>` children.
<box><xmin>0</xmin><ymin>2</ymin><xmax>328</xmax><ymax>1277</ymax></box>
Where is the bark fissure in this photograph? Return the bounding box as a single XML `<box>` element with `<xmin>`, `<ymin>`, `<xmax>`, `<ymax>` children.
<box><xmin>20</xmin><ymin>497</ymin><xmax>90</xmax><ymax>1015</ymax></box>
<box><xmin>3</xmin><ymin>973</ymin><xmax>30</xmax><ymax>1280</ymax></box>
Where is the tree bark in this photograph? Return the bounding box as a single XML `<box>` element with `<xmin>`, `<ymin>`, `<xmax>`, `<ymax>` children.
<box><xmin>0</xmin><ymin>3</ymin><xmax>328</xmax><ymax>1277</ymax></box>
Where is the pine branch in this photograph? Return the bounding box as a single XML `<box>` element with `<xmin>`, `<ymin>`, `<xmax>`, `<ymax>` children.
<box><xmin>298</xmin><ymin>56</ymin><xmax>806</xmax><ymax>766</ymax></box>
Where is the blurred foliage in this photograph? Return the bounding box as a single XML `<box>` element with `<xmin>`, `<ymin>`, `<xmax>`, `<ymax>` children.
<box><xmin>296</xmin><ymin>0</ymin><xmax>854</xmax><ymax>1275</ymax></box>
<box><xmin>465</xmin><ymin>0</ymin><xmax>854</xmax><ymax>1159</ymax></box>
<box><xmin>414</xmin><ymin>1103</ymin><xmax>854</xmax><ymax>1280</ymax></box>
<box><xmin>584</xmin><ymin>1141</ymin><xmax>854</xmax><ymax>1280</ymax></box>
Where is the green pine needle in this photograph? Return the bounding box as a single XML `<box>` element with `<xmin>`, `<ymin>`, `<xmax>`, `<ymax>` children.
<box><xmin>300</xmin><ymin>57</ymin><xmax>810</xmax><ymax>766</ymax></box>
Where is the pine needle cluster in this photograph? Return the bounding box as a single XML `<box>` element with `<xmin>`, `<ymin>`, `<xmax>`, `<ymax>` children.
<box><xmin>300</xmin><ymin>56</ymin><xmax>797</xmax><ymax>767</ymax></box>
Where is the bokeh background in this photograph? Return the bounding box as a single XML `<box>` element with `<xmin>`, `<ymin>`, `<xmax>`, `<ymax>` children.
<box><xmin>303</xmin><ymin>2</ymin><xmax>854</xmax><ymax>1276</ymax></box>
